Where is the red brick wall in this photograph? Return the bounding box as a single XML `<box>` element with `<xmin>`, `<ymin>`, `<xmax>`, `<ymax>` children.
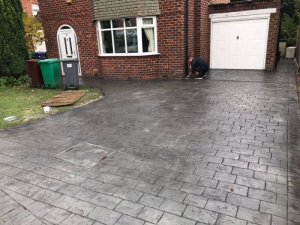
<box><xmin>39</xmin><ymin>0</ymin><xmax>280</xmax><ymax>79</ymax></box>
<box><xmin>39</xmin><ymin>0</ymin><xmax>187</xmax><ymax>79</ymax></box>
<box><xmin>21</xmin><ymin>0</ymin><xmax>38</xmax><ymax>15</ymax></box>
<box><xmin>194</xmin><ymin>0</ymin><xmax>201</xmax><ymax>58</ymax></box>
<box><xmin>38</xmin><ymin>0</ymin><xmax>100</xmax><ymax>77</ymax></box>
<box><xmin>199</xmin><ymin>0</ymin><xmax>210</xmax><ymax>62</ymax></box>
<box><xmin>266</xmin><ymin>9</ymin><xmax>281</xmax><ymax>70</ymax></box>
<box><xmin>188</xmin><ymin>0</ymin><xmax>195</xmax><ymax>58</ymax></box>
<box><xmin>197</xmin><ymin>0</ymin><xmax>229</xmax><ymax>62</ymax></box>
<box><xmin>208</xmin><ymin>0</ymin><xmax>281</xmax><ymax>71</ymax></box>
<box><xmin>99</xmin><ymin>0</ymin><xmax>186</xmax><ymax>80</ymax></box>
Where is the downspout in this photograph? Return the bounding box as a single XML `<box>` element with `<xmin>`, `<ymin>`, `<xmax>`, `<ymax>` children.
<box><xmin>275</xmin><ymin>1</ymin><xmax>283</xmax><ymax>70</ymax></box>
<box><xmin>185</xmin><ymin>0</ymin><xmax>189</xmax><ymax>77</ymax></box>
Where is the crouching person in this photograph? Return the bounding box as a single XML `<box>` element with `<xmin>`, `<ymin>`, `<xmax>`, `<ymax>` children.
<box><xmin>186</xmin><ymin>56</ymin><xmax>209</xmax><ymax>79</ymax></box>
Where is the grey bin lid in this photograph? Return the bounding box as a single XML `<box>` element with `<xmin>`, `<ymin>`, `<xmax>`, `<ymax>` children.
<box><xmin>61</xmin><ymin>59</ymin><xmax>79</xmax><ymax>62</ymax></box>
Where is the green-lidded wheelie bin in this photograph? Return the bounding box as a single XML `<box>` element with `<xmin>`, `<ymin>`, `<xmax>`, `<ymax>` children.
<box><xmin>38</xmin><ymin>59</ymin><xmax>63</xmax><ymax>89</ymax></box>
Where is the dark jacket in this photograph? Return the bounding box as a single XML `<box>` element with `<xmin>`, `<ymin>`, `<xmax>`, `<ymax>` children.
<box><xmin>191</xmin><ymin>58</ymin><xmax>208</xmax><ymax>74</ymax></box>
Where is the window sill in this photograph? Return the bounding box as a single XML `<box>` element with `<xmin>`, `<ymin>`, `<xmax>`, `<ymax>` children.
<box><xmin>98</xmin><ymin>53</ymin><xmax>161</xmax><ymax>57</ymax></box>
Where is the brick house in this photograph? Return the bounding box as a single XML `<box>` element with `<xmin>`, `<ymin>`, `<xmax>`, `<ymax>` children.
<box><xmin>38</xmin><ymin>0</ymin><xmax>281</xmax><ymax>80</ymax></box>
<box><xmin>21</xmin><ymin>0</ymin><xmax>47</xmax><ymax>52</ymax></box>
<box><xmin>21</xmin><ymin>0</ymin><xmax>39</xmax><ymax>15</ymax></box>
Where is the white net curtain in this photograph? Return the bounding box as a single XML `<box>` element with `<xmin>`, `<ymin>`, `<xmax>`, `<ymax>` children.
<box><xmin>143</xmin><ymin>18</ymin><xmax>155</xmax><ymax>52</ymax></box>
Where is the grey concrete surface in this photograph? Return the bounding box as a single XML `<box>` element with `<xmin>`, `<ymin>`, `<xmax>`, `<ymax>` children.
<box><xmin>0</xmin><ymin>59</ymin><xmax>299</xmax><ymax>225</ymax></box>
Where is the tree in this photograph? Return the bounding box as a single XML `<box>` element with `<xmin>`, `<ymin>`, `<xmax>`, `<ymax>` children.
<box><xmin>296</xmin><ymin>0</ymin><xmax>300</xmax><ymax>20</ymax></box>
<box><xmin>281</xmin><ymin>13</ymin><xmax>298</xmax><ymax>46</ymax></box>
<box><xmin>23</xmin><ymin>13</ymin><xmax>45</xmax><ymax>54</ymax></box>
<box><xmin>0</xmin><ymin>0</ymin><xmax>28</xmax><ymax>76</ymax></box>
<box><xmin>280</xmin><ymin>0</ymin><xmax>300</xmax><ymax>46</ymax></box>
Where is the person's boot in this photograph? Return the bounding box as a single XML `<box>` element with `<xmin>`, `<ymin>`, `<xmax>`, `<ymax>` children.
<box><xmin>194</xmin><ymin>72</ymin><xmax>204</xmax><ymax>79</ymax></box>
<box><xmin>194</xmin><ymin>75</ymin><xmax>203</xmax><ymax>80</ymax></box>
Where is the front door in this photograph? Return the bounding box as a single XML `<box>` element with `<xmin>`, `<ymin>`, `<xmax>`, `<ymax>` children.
<box><xmin>57</xmin><ymin>26</ymin><xmax>81</xmax><ymax>75</ymax></box>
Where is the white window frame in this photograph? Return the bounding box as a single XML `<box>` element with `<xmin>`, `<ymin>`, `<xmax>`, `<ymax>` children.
<box><xmin>96</xmin><ymin>17</ymin><xmax>159</xmax><ymax>56</ymax></box>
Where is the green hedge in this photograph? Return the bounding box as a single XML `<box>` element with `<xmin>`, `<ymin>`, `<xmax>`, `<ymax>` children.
<box><xmin>281</xmin><ymin>0</ymin><xmax>300</xmax><ymax>46</ymax></box>
<box><xmin>0</xmin><ymin>0</ymin><xmax>28</xmax><ymax>76</ymax></box>
<box><xmin>0</xmin><ymin>75</ymin><xmax>31</xmax><ymax>88</ymax></box>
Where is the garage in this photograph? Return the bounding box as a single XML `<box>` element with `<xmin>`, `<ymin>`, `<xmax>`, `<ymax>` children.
<box><xmin>210</xmin><ymin>8</ymin><xmax>277</xmax><ymax>70</ymax></box>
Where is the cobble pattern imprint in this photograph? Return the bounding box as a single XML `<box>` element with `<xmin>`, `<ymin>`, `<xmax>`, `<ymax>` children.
<box><xmin>0</xmin><ymin>60</ymin><xmax>299</xmax><ymax>225</ymax></box>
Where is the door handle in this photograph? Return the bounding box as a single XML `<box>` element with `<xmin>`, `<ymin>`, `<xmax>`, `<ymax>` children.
<box><xmin>237</xmin><ymin>36</ymin><xmax>239</xmax><ymax>40</ymax></box>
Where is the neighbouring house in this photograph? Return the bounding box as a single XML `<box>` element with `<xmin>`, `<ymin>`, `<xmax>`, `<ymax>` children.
<box><xmin>21</xmin><ymin>0</ymin><xmax>47</xmax><ymax>53</ymax></box>
<box><xmin>21</xmin><ymin>0</ymin><xmax>40</xmax><ymax>16</ymax></box>
<box><xmin>38</xmin><ymin>0</ymin><xmax>281</xmax><ymax>80</ymax></box>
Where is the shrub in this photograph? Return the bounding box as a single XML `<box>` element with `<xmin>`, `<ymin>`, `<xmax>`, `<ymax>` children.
<box><xmin>16</xmin><ymin>75</ymin><xmax>31</xmax><ymax>87</ymax></box>
<box><xmin>0</xmin><ymin>77</ymin><xmax>6</xmax><ymax>88</ymax></box>
<box><xmin>280</xmin><ymin>0</ymin><xmax>300</xmax><ymax>46</ymax></box>
<box><xmin>281</xmin><ymin>13</ymin><xmax>298</xmax><ymax>46</ymax></box>
<box><xmin>0</xmin><ymin>75</ymin><xmax>31</xmax><ymax>88</ymax></box>
<box><xmin>23</xmin><ymin>13</ymin><xmax>45</xmax><ymax>54</ymax></box>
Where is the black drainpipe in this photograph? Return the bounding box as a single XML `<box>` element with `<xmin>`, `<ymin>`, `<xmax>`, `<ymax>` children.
<box><xmin>275</xmin><ymin>3</ymin><xmax>283</xmax><ymax>70</ymax></box>
<box><xmin>185</xmin><ymin>0</ymin><xmax>189</xmax><ymax>77</ymax></box>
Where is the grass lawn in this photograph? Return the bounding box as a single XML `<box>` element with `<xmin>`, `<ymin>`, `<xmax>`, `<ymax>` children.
<box><xmin>0</xmin><ymin>87</ymin><xmax>102</xmax><ymax>130</ymax></box>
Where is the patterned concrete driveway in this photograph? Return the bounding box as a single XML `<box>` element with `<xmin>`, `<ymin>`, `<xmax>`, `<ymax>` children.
<box><xmin>0</xmin><ymin>60</ymin><xmax>299</xmax><ymax>225</ymax></box>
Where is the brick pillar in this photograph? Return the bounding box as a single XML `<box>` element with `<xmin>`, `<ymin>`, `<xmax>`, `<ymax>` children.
<box><xmin>199</xmin><ymin>0</ymin><xmax>210</xmax><ymax>63</ymax></box>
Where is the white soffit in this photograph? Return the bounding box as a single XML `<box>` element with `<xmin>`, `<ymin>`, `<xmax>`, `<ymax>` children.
<box><xmin>210</xmin><ymin>8</ymin><xmax>277</xmax><ymax>21</ymax></box>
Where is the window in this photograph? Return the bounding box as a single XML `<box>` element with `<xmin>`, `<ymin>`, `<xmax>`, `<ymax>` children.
<box><xmin>32</xmin><ymin>4</ymin><xmax>39</xmax><ymax>16</ymax></box>
<box><xmin>96</xmin><ymin>17</ymin><xmax>158</xmax><ymax>56</ymax></box>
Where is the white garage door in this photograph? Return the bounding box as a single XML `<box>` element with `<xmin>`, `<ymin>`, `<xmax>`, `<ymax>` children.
<box><xmin>211</xmin><ymin>18</ymin><xmax>269</xmax><ymax>70</ymax></box>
